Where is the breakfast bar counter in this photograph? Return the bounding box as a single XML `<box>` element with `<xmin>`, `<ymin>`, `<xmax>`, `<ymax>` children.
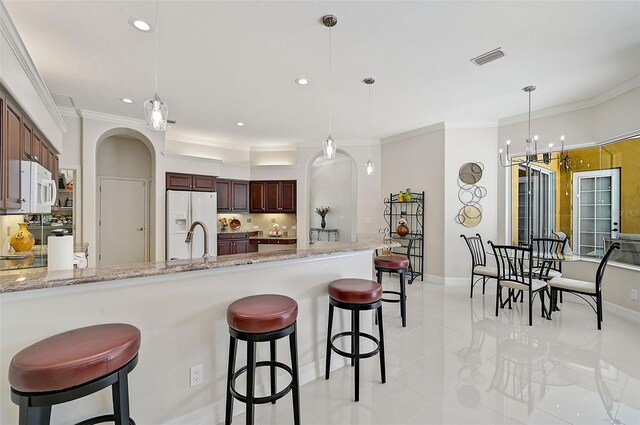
<box><xmin>0</xmin><ymin>235</ymin><xmax>394</xmax><ymax>424</ymax></box>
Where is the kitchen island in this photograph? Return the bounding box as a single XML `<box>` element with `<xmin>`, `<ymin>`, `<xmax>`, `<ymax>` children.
<box><xmin>0</xmin><ymin>235</ymin><xmax>393</xmax><ymax>424</ymax></box>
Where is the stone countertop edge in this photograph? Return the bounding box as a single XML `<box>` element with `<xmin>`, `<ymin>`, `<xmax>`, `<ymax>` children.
<box><xmin>0</xmin><ymin>235</ymin><xmax>398</xmax><ymax>294</ymax></box>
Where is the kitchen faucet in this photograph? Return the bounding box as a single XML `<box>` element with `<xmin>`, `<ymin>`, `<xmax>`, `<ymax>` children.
<box><xmin>185</xmin><ymin>221</ymin><xmax>211</xmax><ymax>259</ymax></box>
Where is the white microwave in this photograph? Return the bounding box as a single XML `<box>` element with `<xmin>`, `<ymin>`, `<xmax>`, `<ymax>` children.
<box><xmin>9</xmin><ymin>161</ymin><xmax>57</xmax><ymax>214</ymax></box>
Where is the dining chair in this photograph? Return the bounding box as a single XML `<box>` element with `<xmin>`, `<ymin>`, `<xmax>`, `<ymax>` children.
<box><xmin>488</xmin><ymin>242</ymin><xmax>548</xmax><ymax>326</ymax></box>
<box><xmin>552</xmin><ymin>230</ymin><xmax>573</xmax><ymax>254</ymax></box>
<box><xmin>531</xmin><ymin>237</ymin><xmax>568</xmax><ymax>281</ymax></box>
<box><xmin>548</xmin><ymin>242</ymin><xmax>620</xmax><ymax>330</ymax></box>
<box><xmin>460</xmin><ymin>234</ymin><xmax>498</xmax><ymax>298</ymax></box>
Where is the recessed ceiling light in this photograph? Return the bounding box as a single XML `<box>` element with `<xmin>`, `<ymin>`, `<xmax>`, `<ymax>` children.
<box><xmin>236</xmin><ymin>122</ymin><xmax>245</xmax><ymax>126</ymax></box>
<box><xmin>295</xmin><ymin>78</ymin><xmax>309</xmax><ymax>85</ymax></box>
<box><xmin>129</xmin><ymin>18</ymin><xmax>152</xmax><ymax>32</ymax></box>
<box><xmin>120</xmin><ymin>98</ymin><xmax>134</xmax><ymax>104</ymax></box>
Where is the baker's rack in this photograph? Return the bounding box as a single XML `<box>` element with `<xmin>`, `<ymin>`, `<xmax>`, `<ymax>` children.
<box><xmin>383</xmin><ymin>191</ymin><xmax>425</xmax><ymax>283</ymax></box>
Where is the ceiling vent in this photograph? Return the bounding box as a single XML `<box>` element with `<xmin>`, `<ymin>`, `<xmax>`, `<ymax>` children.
<box><xmin>51</xmin><ymin>93</ymin><xmax>77</xmax><ymax>108</ymax></box>
<box><xmin>470</xmin><ymin>47</ymin><xmax>505</xmax><ymax>66</ymax></box>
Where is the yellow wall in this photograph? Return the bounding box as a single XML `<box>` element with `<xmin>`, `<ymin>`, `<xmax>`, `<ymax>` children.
<box><xmin>510</xmin><ymin>137</ymin><xmax>640</xmax><ymax>243</ymax></box>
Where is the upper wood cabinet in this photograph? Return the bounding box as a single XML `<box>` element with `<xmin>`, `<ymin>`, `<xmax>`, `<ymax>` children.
<box><xmin>165</xmin><ymin>172</ymin><xmax>216</xmax><ymax>192</ymax></box>
<box><xmin>5</xmin><ymin>99</ymin><xmax>23</xmax><ymax>209</ymax></box>
<box><xmin>217</xmin><ymin>179</ymin><xmax>249</xmax><ymax>213</ymax></box>
<box><xmin>250</xmin><ymin>180</ymin><xmax>296</xmax><ymax>213</ymax></box>
<box><xmin>0</xmin><ymin>86</ymin><xmax>59</xmax><ymax>210</ymax></box>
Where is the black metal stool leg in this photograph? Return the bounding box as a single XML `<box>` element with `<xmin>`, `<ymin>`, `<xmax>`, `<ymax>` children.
<box><xmin>225</xmin><ymin>335</ymin><xmax>237</xmax><ymax>425</ymax></box>
<box><xmin>270</xmin><ymin>340</ymin><xmax>277</xmax><ymax>404</ymax></box>
<box><xmin>351</xmin><ymin>309</ymin><xmax>356</xmax><ymax>366</ymax></box>
<box><xmin>377</xmin><ymin>306</ymin><xmax>386</xmax><ymax>384</ymax></box>
<box><xmin>245</xmin><ymin>340</ymin><xmax>256</xmax><ymax>425</ymax></box>
<box><xmin>399</xmin><ymin>270</ymin><xmax>407</xmax><ymax>327</ymax></box>
<box><xmin>17</xmin><ymin>396</ymin><xmax>51</xmax><ymax>425</ymax></box>
<box><xmin>354</xmin><ymin>307</ymin><xmax>360</xmax><ymax>402</ymax></box>
<box><xmin>325</xmin><ymin>303</ymin><xmax>334</xmax><ymax>380</ymax></box>
<box><xmin>112</xmin><ymin>368</ymin><xmax>131</xmax><ymax>425</ymax></box>
<box><xmin>289</xmin><ymin>326</ymin><xmax>301</xmax><ymax>425</ymax></box>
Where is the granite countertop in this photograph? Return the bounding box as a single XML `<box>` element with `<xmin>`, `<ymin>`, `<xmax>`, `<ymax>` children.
<box><xmin>249</xmin><ymin>236</ymin><xmax>298</xmax><ymax>241</ymax></box>
<box><xmin>0</xmin><ymin>234</ymin><xmax>395</xmax><ymax>294</ymax></box>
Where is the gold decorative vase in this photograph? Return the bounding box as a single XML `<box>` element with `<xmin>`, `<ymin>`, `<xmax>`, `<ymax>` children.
<box><xmin>10</xmin><ymin>223</ymin><xmax>35</xmax><ymax>252</ymax></box>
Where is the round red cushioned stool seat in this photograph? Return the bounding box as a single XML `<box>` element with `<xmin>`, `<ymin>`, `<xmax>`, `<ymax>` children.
<box><xmin>227</xmin><ymin>294</ymin><xmax>298</xmax><ymax>333</ymax></box>
<box><xmin>374</xmin><ymin>255</ymin><xmax>410</xmax><ymax>269</ymax></box>
<box><xmin>328</xmin><ymin>278</ymin><xmax>382</xmax><ymax>304</ymax></box>
<box><xmin>9</xmin><ymin>323</ymin><xmax>141</xmax><ymax>393</ymax></box>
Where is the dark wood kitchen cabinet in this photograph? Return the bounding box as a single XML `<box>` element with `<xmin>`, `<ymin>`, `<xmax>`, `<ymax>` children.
<box><xmin>166</xmin><ymin>172</ymin><xmax>216</xmax><ymax>192</ymax></box>
<box><xmin>217</xmin><ymin>232</ymin><xmax>249</xmax><ymax>255</ymax></box>
<box><xmin>250</xmin><ymin>180</ymin><xmax>296</xmax><ymax>213</ymax></box>
<box><xmin>0</xmin><ymin>86</ymin><xmax>59</xmax><ymax>210</ymax></box>
<box><xmin>216</xmin><ymin>179</ymin><xmax>249</xmax><ymax>213</ymax></box>
<box><xmin>4</xmin><ymin>99</ymin><xmax>23</xmax><ymax>209</ymax></box>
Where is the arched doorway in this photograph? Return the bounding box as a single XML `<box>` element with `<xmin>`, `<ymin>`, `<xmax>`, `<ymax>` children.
<box><xmin>308</xmin><ymin>150</ymin><xmax>358</xmax><ymax>243</ymax></box>
<box><xmin>96</xmin><ymin>130</ymin><xmax>153</xmax><ymax>266</ymax></box>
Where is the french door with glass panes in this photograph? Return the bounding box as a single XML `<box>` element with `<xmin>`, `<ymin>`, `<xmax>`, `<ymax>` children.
<box><xmin>572</xmin><ymin>169</ymin><xmax>620</xmax><ymax>257</ymax></box>
<box><xmin>517</xmin><ymin>165</ymin><xmax>555</xmax><ymax>244</ymax></box>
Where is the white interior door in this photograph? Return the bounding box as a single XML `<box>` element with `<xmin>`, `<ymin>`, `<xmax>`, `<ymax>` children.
<box><xmin>99</xmin><ymin>177</ymin><xmax>148</xmax><ymax>266</ymax></box>
<box><xmin>572</xmin><ymin>169</ymin><xmax>620</xmax><ymax>257</ymax></box>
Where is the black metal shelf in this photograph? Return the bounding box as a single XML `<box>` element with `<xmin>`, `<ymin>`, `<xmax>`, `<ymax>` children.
<box><xmin>383</xmin><ymin>191</ymin><xmax>425</xmax><ymax>284</ymax></box>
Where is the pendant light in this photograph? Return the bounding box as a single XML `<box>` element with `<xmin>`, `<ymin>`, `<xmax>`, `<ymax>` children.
<box><xmin>322</xmin><ymin>15</ymin><xmax>337</xmax><ymax>159</ymax></box>
<box><xmin>144</xmin><ymin>0</ymin><xmax>169</xmax><ymax>131</ymax></box>
<box><xmin>364</xmin><ymin>78</ymin><xmax>375</xmax><ymax>175</ymax></box>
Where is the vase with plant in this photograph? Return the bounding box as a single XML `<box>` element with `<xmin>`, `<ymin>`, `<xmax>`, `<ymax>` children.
<box><xmin>315</xmin><ymin>206</ymin><xmax>331</xmax><ymax>229</ymax></box>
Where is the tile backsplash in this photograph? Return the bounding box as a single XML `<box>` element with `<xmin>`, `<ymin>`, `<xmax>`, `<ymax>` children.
<box><xmin>217</xmin><ymin>213</ymin><xmax>297</xmax><ymax>236</ymax></box>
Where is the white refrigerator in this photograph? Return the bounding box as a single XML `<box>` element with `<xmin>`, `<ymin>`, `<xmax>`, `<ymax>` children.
<box><xmin>166</xmin><ymin>191</ymin><xmax>217</xmax><ymax>259</ymax></box>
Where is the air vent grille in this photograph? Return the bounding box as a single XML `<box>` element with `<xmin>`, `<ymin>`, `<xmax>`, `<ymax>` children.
<box><xmin>470</xmin><ymin>48</ymin><xmax>505</xmax><ymax>66</ymax></box>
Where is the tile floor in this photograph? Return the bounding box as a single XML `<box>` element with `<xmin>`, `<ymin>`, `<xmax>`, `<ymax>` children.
<box><xmin>222</xmin><ymin>278</ymin><xmax>640</xmax><ymax>425</ymax></box>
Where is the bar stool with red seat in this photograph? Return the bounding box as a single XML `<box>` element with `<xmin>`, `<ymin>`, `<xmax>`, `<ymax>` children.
<box><xmin>8</xmin><ymin>323</ymin><xmax>141</xmax><ymax>425</ymax></box>
<box><xmin>373</xmin><ymin>239</ymin><xmax>413</xmax><ymax>327</ymax></box>
<box><xmin>225</xmin><ymin>294</ymin><xmax>300</xmax><ymax>425</ymax></box>
<box><xmin>325</xmin><ymin>278</ymin><xmax>386</xmax><ymax>402</ymax></box>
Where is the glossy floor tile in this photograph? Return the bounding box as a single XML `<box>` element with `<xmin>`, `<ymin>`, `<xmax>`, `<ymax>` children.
<box><xmin>221</xmin><ymin>277</ymin><xmax>640</xmax><ymax>425</ymax></box>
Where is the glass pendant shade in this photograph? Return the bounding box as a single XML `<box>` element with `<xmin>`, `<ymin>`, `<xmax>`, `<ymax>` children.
<box><xmin>365</xmin><ymin>159</ymin><xmax>374</xmax><ymax>175</ymax></box>
<box><xmin>323</xmin><ymin>135</ymin><xmax>336</xmax><ymax>159</ymax></box>
<box><xmin>144</xmin><ymin>93</ymin><xmax>168</xmax><ymax>131</ymax></box>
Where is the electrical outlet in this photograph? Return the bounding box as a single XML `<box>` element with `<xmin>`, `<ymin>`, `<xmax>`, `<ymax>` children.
<box><xmin>632</xmin><ymin>289</ymin><xmax>638</xmax><ymax>301</ymax></box>
<box><xmin>190</xmin><ymin>365</ymin><xmax>203</xmax><ymax>387</ymax></box>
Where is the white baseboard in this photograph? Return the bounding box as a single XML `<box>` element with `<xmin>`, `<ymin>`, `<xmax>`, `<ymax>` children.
<box><xmin>163</xmin><ymin>357</ymin><xmax>348</xmax><ymax>425</ymax></box>
<box><xmin>604</xmin><ymin>301</ymin><xmax>640</xmax><ymax>324</ymax></box>
<box><xmin>424</xmin><ymin>274</ymin><xmax>445</xmax><ymax>285</ymax></box>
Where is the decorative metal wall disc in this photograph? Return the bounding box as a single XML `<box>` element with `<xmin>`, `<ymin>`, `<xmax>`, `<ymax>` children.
<box><xmin>458</xmin><ymin>162</ymin><xmax>484</xmax><ymax>185</ymax></box>
<box><xmin>455</xmin><ymin>205</ymin><xmax>482</xmax><ymax>227</ymax></box>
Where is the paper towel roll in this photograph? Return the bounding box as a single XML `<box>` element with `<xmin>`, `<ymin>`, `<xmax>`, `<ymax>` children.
<box><xmin>48</xmin><ymin>235</ymin><xmax>74</xmax><ymax>271</ymax></box>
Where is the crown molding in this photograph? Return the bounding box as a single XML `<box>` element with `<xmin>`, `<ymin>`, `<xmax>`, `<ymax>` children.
<box><xmin>444</xmin><ymin>122</ymin><xmax>498</xmax><ymax>129</ymax></box>
<box><xmin>0</xmin><ymin>1</ymin><xmax>67</xmax><ymax>134</ymax></box>
<box><xmin>161</xmin><ymin>152</ymin><xmax>223</xmax><ymax>164</ymax></box>
<box><xmin>249</xmin><ymin>145</ymin><xmax>297</xmax><ymax>152</ymax></box>
<box><xmin>381</xmin><ymin>122</ymin><xmax>445</xmax><ymax>144</ymax></box>
<box><xmin>57</xmin><ymin>106</ymin><xmax>81</xmax><ymax>118</ymax></box>
<box><xmin>80</xmin><ymin>109</ymin><xmax>148</xmax><ymax>127</ymax></box>
<box><xmin>166</xmin><ymin>134</ymin><xmax>250</xmax><ymax>152</ymax></box>
<box><xmin>595</xmin><ymin>129</ymin><xmax>640</xmax><ymax>146</ymax></box>
<box><xmin>499</xmin><ymin>76</ymin><xmax>640</xmax><ymax>126</ymax></box>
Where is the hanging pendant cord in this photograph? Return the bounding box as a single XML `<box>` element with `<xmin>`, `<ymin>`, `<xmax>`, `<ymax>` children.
<box><xmin>154</xmin><ymin>0</ymin><xmax>159</xmax><ymax>94</ymax></box>
<box><xmin>328</xmin><ymin>26</ymin><xmax>332</xmax><ymax>136</ymax></box>
<box><xmin>368</xmin><ymin>83</ymin><xmax>372</xmax><ymax>158</ymax></box>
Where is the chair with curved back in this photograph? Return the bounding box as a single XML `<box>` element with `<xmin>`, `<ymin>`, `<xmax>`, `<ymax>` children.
<box><xmin>531</xmin><ymin>237</ymin><xmax>568</xmax><ymax>281</ymax></box>
<box><xmin>460</xmin><ymin>234</ymin><xmax>498</xmax><ymax>298</ymax></box>
<box><xmin>488</xmin><ymin>241</ymin><xmax>548</xmax><ymax>326</ymax></box>
<box><xmin>548</xmin><ymin>242</ymin><xmax>620</xmax><ymax>330</ymax></box>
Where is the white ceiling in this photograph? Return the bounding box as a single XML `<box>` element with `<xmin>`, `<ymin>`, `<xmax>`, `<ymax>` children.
<box><xmin>4</xmin><ymin>1</ymin><xmax>640</xmax><ymax>147</ymax></box>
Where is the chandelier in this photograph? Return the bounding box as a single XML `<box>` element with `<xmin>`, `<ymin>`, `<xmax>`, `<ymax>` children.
<box><xmin>143</xmin><ymin>0</ymin><xmax>169</xmax><ymax>131</ymax></box>
<box><xmin>499</xmin><ymin>86</ymin><xmax>565</xmax><ymax>167</ymax></box>
<box><xmin>322</xmin><ymin>15</ymin><xmax>337</xmax><ymax>159</ymax></box>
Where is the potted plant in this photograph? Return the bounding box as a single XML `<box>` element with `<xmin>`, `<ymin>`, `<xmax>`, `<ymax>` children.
<box><xmin>315</xmin><ymin>206</ymin><xmax>331</xmax><ymax>229</ymax></box>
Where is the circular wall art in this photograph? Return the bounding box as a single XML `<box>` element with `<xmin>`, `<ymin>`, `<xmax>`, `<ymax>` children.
<box><xmin>456</xmin><ymin>162</ymin><xmax>486</xmax><ymax>228</ymax></box>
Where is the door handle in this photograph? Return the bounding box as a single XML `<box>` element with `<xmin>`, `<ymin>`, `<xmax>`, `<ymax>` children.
<box><xmin>137</xmin><ymin>228</ymin><xmax>144</xmax><ymax>231</ymax></box>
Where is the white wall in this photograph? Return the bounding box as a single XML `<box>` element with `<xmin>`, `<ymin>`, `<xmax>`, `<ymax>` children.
<box><xmin>97</xmin><ymin>136</ymin><xmax>152</xmax><ymax>179</ymax></box>
<box><xmin>165</xmin><ymin>139</ymin><xmax>250</xmax><ymax>165</ymax></box>
<box><xmin>382</xmin><ymin>124</ymin><xmax>446</xmax><ymax>279</ymax></box>
<box><xmin>444</xmin><ymin>127</ymin><xmax>499</xmax><ymax>280</ymax></box>
<box><xmin>309</xmin><ymin>154</ymin><xmax>356</xmax><ymax>241</ymax></box>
